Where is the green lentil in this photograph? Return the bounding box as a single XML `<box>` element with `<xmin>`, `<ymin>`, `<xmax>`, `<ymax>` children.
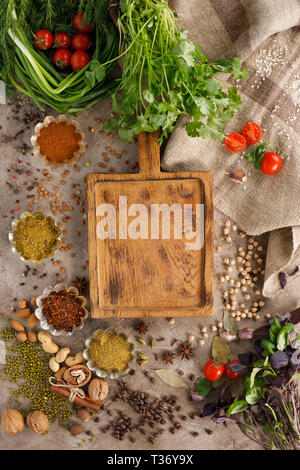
<box><xmin>0</xmin><ymin>327</ymin><xmax>74</xmax><ymax>423</ymax></box>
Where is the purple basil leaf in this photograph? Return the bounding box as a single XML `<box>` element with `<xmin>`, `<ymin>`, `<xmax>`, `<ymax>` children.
<box><xmin>269</xmin><ymin>350</ymin><xmax>289</xmax><ymax>369</ymax></box>
<box><xmin>289</xmin><ymin>266</ymin><xmax>299</xmax><ymax>276</ymax></box>
<box><xmin>291</xmin><ymin>350</ymin><xmax>300</xmax><ymax>367</ymax></box>
<box><xmin>228</xmin><ymin>362</ymin><xmax>248</xmax><ymax>374</ymax></box>
<box><xmin>289</xmin><ymin>308</ymin><xmax>300</xmax><ymax>325</ymax></box>
<box><xmin>190</xmin><ymin>390</ymin><xmax>205</xmax><ymax>402</ymax></box>
<box><xmin>254</xmin><ymin>340</ymin><xmax>263</xmax><ymax>354</ymax></box>
<box><xmin>238</xmin><ymin>352</ymin><xmax>256</xmax><ymax>365</ymax></box>
<box><xmin>212</xmin><ymin>416</ymin><xmax>233</xmax><ymax>425</ymax></box>
<box><xmin>201</xmin><ymin>402</ymin><xmax>217</xmax><ymax>417</ymax></box>
<box><xmin>254</xmin><ymin>325</ymin><xmax>270</xmax><ymax>336</ymax></box>
<box><xmin>269</xmin><ymin>376</ymin><xmax>287</xmax><ymax>387</ymax></box>
<box><xmin>278</xmin><ymin>272</ymin><xmax>287</xmax><ymax>289</ymax></box>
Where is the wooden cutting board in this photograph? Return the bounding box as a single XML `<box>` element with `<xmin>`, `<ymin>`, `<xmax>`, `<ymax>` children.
<box><xmin>87</xmin><ymin>132</ymin><xmax>214</xmax><ymax>318</ymax></box>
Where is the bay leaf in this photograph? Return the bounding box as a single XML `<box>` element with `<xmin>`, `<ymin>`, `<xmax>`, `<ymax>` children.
<box><xmin>212</xmin><ymin>336</ymin><xmax>231</xmax><ymax>364</ymax></box>
<box><xmin>154</xmin><ymin>369</ymin><xmax>187</xmax><ymax>388</ymax></box>
<box><xmin>223</xmin><ymin>310</ymin><xmax>239</xmax><ymax>336</ymax></box>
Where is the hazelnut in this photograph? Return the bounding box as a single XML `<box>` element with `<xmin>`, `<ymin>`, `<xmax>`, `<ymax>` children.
<box><xmin>88</xmin><ymin>378</ymin><xmax>109</xmax><ymax>401</ymax></box>
<box><xmin>26</xmin><ymin>411</ymin><xmax>49</xmax><ymax>434</ymax></box>
<box><xmin>77</xmin><ymin>408</ymin><xmax>91</xmax><ymax>422</ymax></box>
<box><xmin>70</xmin><ymin>423</ymin><xmax>84</xmax><ymax>436</ymax></box>
<box><xmin>1</xmin><ymin>409</ymin><xmax>25</xmax><ymax>435</ymax></box>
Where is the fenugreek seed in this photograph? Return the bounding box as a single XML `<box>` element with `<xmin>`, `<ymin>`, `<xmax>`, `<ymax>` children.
<box><xmin>238</xmin><ymin>246</ymin><xmax>243</xmax><ymax>252</ymax></box>
<box><xmin>241</xmin><ymin>313</ymin><xmax>247</xmax><ymax>319</ymax></box>
<box><xmin>251</xmin><ymin>308</ymin><xmax>258</xmax><ymax>313</ymax></box>
<box><xmin>229</xmin><ymin>259</ymin><xmax>235</xmax><ymax>265</ymax></box>
<box><xmin>225</xmin><ymin>304</ymin><xmax>231</xmax><ymax>310</ymax></box>
<box><xmin>225</xmin><ymin>236</ymin><xmax>232</xmax><ymax>244</ymax></box>
<box><xmin>241</xmin><ymin>286</ymin><xmax>247</xmax><ymax>292</ymax></box>
<box><xmin>231</xmin><ymin>313</ymin><xmax>236</xmax><ymax>318</ymax></box>
<box><xmin>253</xmin><ymin>302</ymin><xmax>258</xmax><ymax>307</ymax></box>
<box><xmin>224</xmin><ymin>258</ymin><xmax>230</xmax><ymax>264</ymax></box>
<box><xmin>223</xmin><ymin>228</ymin><xmax>229</xmax><ymax>235</ymax></box>
<box><xmin>222</xmin><ymin>291</ymin><xmax>229</xmax><ymax>298</ymax></box>
<box><xmin>216</xmin><ymin>246</ymin><xmax>222</xmax><ymax>252</ymax></box>
<box><xmin>235</xmin><ymin>316</ymin><xmax>241</xmax><ymax>322</ymax></box>
<box><xmin>258</xmin><ymin>301</ymin><xmax>265</xmax><ymax>307</ymax></box>
<box><xmin>224</xmin><ymin>275</ymin><xmax>230</xmax><ymax>281</ymax></box>
<box><xmin>218</xmin><ymin>276</ymin><xmax>225</xmax><ymax>283</ymax></box>
<box><xmin>232</xmin><ymin>225</ymin><xmax>237</xmax><ymax>231</ymax></box>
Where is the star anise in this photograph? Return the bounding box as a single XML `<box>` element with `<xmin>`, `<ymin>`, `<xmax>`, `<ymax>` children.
<box><xmin>72</xmin><ymin>277</ymin><xmax>88</xmax><ymax>294</ymax></box>
<box><xmin>163</xmin><ymin>350</ymin><xmax>176</xmax><ymax>365</ymax></box>
<box><xmin>136</xmin><ymin>321</ymin><xmax>149</xmax><ymax>335</ymax></box>
<box><xmin>178</xmin><ymin>342</ymin><xmax>194</xmax><ymax>360</ymax></box>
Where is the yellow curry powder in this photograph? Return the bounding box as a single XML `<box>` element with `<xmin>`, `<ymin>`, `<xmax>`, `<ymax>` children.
<box><xmin>88</xmin><ymin>330</ymin><xmax>133</xmax><ymax>372</ymax></box>
<box><xmin>13</xmin><ymin>213</ymin><xmax>61</xmax><ymax>261</ymax></box>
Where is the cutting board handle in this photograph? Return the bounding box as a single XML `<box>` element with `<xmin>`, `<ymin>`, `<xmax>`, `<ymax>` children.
<box><xmin>138</xmin><ymin>131</ymin><xmax>161</xmax><ymax>178</ymax></box>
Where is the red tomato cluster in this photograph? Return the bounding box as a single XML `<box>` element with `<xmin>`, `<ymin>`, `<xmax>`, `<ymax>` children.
<box><xmin>34</xmin><ymin>12</ymin><xmax>94</xmax><ymax>71</ymax></box>
<box><xmin>224</xmin><ymin>122</ymin><xmax>282</xmax><ymax>175</ymax></box>
<box><xmin>204</xmin><ymin>359</ymin><xmax>243</xmax><ymax>381</ymax></box>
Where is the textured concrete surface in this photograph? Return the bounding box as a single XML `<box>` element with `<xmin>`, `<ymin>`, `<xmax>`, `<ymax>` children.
<box><xmin>0</xmin><ymin>94</ymin><xmax>272</xmax><ymax>450</ymax></box>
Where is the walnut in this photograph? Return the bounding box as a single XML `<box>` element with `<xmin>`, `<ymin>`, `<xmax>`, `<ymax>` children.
<box><xmin>88</xmin><ymin>378</ymin><xmax>109</xmax><ymax>401</ymax></box>
<box><xmin>1</xmin><ymin>409</ymin><xmax>25</xmax><ymax>435</ymax></box>
<box><xmin>26</xmin><ymin>411</ymin><xmax>49</xmax><ymax>434</ymax></box>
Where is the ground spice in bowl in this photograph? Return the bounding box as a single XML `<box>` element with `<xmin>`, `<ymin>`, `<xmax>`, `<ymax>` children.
<box><xmin>10</xmin><ymin>212</ymin><xmax>61</xmax><ymax>262</ymax></box>
<box><xmin>37</xmin><ymin>121</ymin><xmax>82</xmax><ymax>164</ymax></box>
<box><xmin>85</xmin><ymin>329</ymin><xmax>133</xmax><ymax>376</ymax></box>
<box><xmin>40</xmin><ymin>289</ymin><xmax>87</xmax><ymax>333</ymax></box>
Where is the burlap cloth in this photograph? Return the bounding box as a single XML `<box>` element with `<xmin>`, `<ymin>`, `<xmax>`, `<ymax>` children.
<box><xmin>163</xmin><ymin>0</ymin><xmax>300</xmax><ymax>302</ymax></box>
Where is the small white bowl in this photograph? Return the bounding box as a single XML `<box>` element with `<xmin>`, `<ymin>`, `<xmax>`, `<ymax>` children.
<box><xmin>83</xmin><ymin>328</ymin><xmax>134</xmax><ymax>379</ymax></box>
<box><xmin>35</xmin><ymin>283</ymin><xmax>89</xmax><ymax>336</ymax></box>
<box><xmin>31</xmin><ymin>114</ymin><xmax>85</xmax><ymax>167</ymax></box>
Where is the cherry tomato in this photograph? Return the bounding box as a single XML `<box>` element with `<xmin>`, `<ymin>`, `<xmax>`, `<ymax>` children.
<box><xmin>260</xmin><ymin>152</ymin><xmax>282</xmax><ymax>175</ymax></box>
<box><xmin>224</xmin><ymin>133</ymin><xmax>247</xmax><ymax>153</ymax></box>
<box><xmin>34</xmin><ymin>29</ymin><xmax>53</xmax><ymax>50</ymax></box>
<box><xmin>204</xmin><ymin>359</ymin><xmax>224</xmax><ymax>381</ymax></box>
<box><xmin>71</xmin><ymin>50</ymin><xmax>90</xmax><ymax>70</ymax></box>
<box><xmin>53</xmin><ymin>32</ymin><xmax>72</xmax><ymax>49</ymax></box>
<box><xmin>225</xmin><ymin>360</ymin><xmax>243</xmax><ymax>379</ymax></box>
<box><xmin>72</xmin><ymin>33</ymin><xmax>91</xmax><ymax>51</ymax></box>
<box><xmin>242</xmin><ymin>122</ymin><xmax>262</xmax><ymax>145</ymax></box>
<box><xmin>73</xmin><ymin>12</ymin><xmax>94</xmax><ymax>33</ymax></box>
<box><xmin>53</xmin><ymin>49</ymin><xmax>72</xmax><ymax>69</ymax></box>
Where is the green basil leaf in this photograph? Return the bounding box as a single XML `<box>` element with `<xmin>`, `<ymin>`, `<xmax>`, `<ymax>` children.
<box><xmin>194</xmin><ymin>377</ymin><xmax>212</xmax><ymax>397</ymax></box>
<box><xmin>227</xmin><ymin>400</ymin><xmax>249</xmax><ymax>416</ymax></box>
<box><xmin>276</xmin><ymin>324</ymin><xmax>294</xmax><ymax>351</ymax></box>
<box><xmin>261</xmin><ymin>338</ymin><xmax>277</xmax><ymax>355</ymax></box>
<box><xmin>269</xmin><ymin>317</ymin><xmax>281</xmax><ymax>343</ymax></box>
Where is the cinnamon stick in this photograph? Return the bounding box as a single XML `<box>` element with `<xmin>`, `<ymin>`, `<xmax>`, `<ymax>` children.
<box><xmin>50</xmin><ymin>385</ymin><xmax>102</xmax><ymax>411</ymax></box>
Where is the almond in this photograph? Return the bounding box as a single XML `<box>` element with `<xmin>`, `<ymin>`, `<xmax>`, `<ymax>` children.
<box><xmin>27</xmin><ymin>313</ymin><xmax>38</xmax><ymax>329</ymax></box>
<box><xmin>16</xmin><ymin>308</ymin><xmax>31</xmax><ymax>319</ymax></box>
<box><xmin>28</xmin><ymin>331</ymin><xmax>37</xmax><ymax>343</ymax></box>
<box><xmin>30</xmin><ymin>296</ymin><xmax>37</xmax><ymax>307</ymax></box>
<box><xmin>11</xmin><ymin>320</ymin><xmax>25</xmax><ymax>332</ymax></box>
<box><xmin>16</xmin><ymin>331</ymin><xmax>27</xmax><ymax>342</ymax></box>
<box><xmin>17</xmin><ymin>299</ymin><xmax>27</xmax><ymax>309</ymax></box>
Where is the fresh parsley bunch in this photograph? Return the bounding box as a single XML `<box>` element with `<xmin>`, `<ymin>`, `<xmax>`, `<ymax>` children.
<box><xmin>105</xmin><ymin>0</ymin><xmax>248</xmax><ymax>142</ymax></box>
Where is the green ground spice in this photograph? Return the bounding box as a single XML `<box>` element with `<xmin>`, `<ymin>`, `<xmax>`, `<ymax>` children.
<box><xmin>0</xmin><ymin>327</ymin><xmax>74</xmax><ymax>422</ymax></box>
<box><xmin>12</xmin><ymin>212</ymin><xmax>61</xmax><ymax>261</ymax></box>
<box><xmin>88</xmin><ymin>329</ymin><xmax>133</xmax><ymax>372</ymax></box>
